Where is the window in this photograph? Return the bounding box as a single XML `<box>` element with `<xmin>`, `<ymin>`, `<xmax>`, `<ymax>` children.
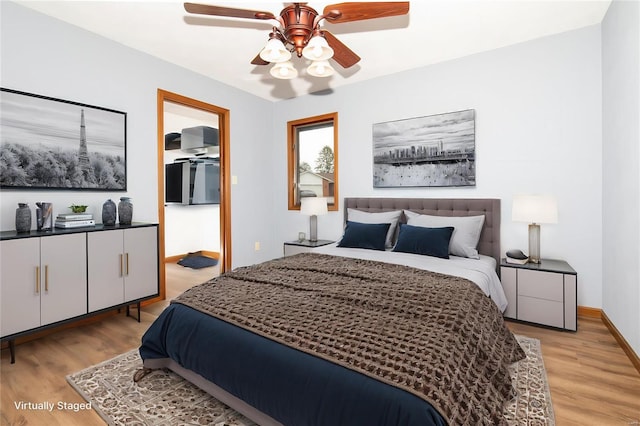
<box><xmin>288</xmin><ymin>112</ymin><xmax>338</xmax><ymax>211</ymax></box>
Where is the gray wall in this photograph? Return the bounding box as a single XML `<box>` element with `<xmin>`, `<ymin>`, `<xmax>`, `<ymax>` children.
<box><xmin>602</xmin><ymin>0</ymin><xmax>640</xmax><ymax>355</ymax></box>
<box><xmin>273</xmin><ymin>25</ymin><xmax>604</xmax><ymax>309</ymax></box>
<box><xmin>0</xmin><ymin>2</ymin><xmax>278</xmax><ymax>268</ymax></box>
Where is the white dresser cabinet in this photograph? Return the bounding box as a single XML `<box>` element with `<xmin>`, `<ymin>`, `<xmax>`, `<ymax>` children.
<box><xmin>1</xmin><ymin>224</ymin><xmax>159</xmax><ymax>363</ymax></box>
<box><xmin>1</xmin><ymin>233</ymin><xmax>87</xmax><ymax>337</ymax></box>
<box><xmin>87</xmin><ymin>226</ymin><xmax>158</xmax><ymax>312</ymax></box>
<box><xmin>500</xmin><ymin>259</ymin><xmax>577</xmax><ymax>331</ymax></box>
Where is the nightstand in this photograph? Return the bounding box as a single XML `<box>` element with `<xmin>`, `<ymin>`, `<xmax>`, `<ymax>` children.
<box><xmin>500</xmin><ymin>259</ymin><xmax>577</xmax><ymax>331</ymax></box>
<box><xmin>283</xmin><ymin>240</ymin><xmax>334</xmax><ymax>257</ymax></box>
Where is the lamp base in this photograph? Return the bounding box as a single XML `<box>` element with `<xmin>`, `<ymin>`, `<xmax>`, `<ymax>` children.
<box><xmin>309</xmin><ymin>215</ymin><xmax>318</xmax><ymax>242</ymax></box>
<box><xmin>528</xmin><ymin>223</ymin><xmax>541</xmax><ymax>263</ymax></box>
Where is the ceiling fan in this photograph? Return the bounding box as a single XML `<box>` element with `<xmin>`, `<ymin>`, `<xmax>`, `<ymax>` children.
<box><xmin>184</xmin><ymin>2</ymin><xmax>410</xmax><ymax>79</ymax></box>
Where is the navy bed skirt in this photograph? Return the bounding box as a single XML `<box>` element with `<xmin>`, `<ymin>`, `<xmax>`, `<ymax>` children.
<box><xmin>140</xmin><ymin>303</ymin><xmax>446</xmax><ymax>426</ymax></box>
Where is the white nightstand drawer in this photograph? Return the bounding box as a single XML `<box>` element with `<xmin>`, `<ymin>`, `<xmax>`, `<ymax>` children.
<box><xmin>500</xmin><ymin>267</ymin><xmax>517</xmax><ymax>319</ymax></box>
<box><xmin>518</xmin><ymin>269</ymin><xmax>564</xmax><ymax>301</ymax></box>
<box><xmin>284</xmin><ymin>245</ymin><xmax>312</xmax><ymax>256</ymax></box>
<box><xmin>500</xmin><ymin>258</ymin><xmax>577</xmax><ymax>331</ymax></box>
<box><xmin>283</xmin><ymin>240</ymin><xmax>334</xmax><ymax>257</ymax></box>
<box><xmin>518</xmin><ymin>295</ymin><xmax>564</xmax><ymax>328</ymax></box>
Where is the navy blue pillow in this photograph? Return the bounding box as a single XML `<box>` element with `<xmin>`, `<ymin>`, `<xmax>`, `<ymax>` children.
<box><xmin>392</xmin><ymin>224</ymin><xmax>454</xmax><ymax>259</ymax></box>
<box><xmin>338</xmin><ymin>221</ymin><xmax>391</xmax><ymax>251</ymax></box>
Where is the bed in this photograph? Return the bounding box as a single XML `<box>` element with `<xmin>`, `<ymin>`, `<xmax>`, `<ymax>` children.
<box><xmin>138</xmin><ymin>197</ymin><xmax>524</xmax><ymax>426</ymax></box>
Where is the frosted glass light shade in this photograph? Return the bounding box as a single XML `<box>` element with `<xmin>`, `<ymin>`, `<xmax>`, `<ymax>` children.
<box><xmin>259</xmin><ymin>38</ymin><xmax>291</xmax><ymax>63</ymax></box>
<box><xmin>307</xmin><ymin>60</ymin><xmax>335</xmax><ymax>77</ymax></box>
<box><xmin>300</xmin><ymin>197</ymin><xmax>328</xmax><ymax>216</ymax></box>
<box><xmin>302</xmin><ymin>35</ymin><xmax>334</xmax><ymax>61</ymax></box>
<box><xmin>512</xmin><ymin>195</ymin><xmax>558</xmax><ymax>224</ymax></box>
<box><xmin>270</xmin><ymin>61</ymin><xmax>298</xmax><ymax>79</ymax></box>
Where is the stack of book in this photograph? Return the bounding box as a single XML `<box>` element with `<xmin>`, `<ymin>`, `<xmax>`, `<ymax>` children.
<box><xmin>55</xmin><ymin>213</ymin><xmax>96</xmax><ymax>229</ymax></box>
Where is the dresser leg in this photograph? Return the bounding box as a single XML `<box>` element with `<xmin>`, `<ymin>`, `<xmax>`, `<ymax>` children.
<box><xmin>9</xmin><ymin>340</ymin><xmax>15</xmax><ymax>364</ymax></box>
<box><xmin>126</xmin><ymin>302</ymin><xmax>141</xmax><ymax>322</ymax></box>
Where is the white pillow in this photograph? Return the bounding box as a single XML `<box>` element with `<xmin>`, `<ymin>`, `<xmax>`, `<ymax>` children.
<box><xmin>347</xmin><ymin>208</ymin><xmax>402</xmax><ymax>248</ymax></box>
<box><xmin>404</xmin><ymin>211</ymin><xmax>485</xmax><ymax>259</ymax></box>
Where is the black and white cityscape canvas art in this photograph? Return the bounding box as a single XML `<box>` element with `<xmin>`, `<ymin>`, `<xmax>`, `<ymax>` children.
<box><xmin>373</xmin><ymin>109</ymin><xmax>476</xmax><ymax>188</ymax></box>
<box><xmin>0</xmin><ymin>88</ymin><xmax>126</xmax><ymax>190</ymax></box>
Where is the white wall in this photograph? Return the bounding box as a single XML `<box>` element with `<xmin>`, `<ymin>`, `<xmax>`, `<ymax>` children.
<box><xmin>273</xmin><ymin>26</ymin><xmax>604</xmax><ymax>309</ymax></box>
<box><xmin>0</xmin><ymin>2</ymin><xmax>277</xmax><ymax>269</ymax></box>
<box><xmin>2</xmin><ymin>0</ymin><xmax>637</xmax><ymax>354</ymax></box>
<box><xmin>2</xmin><ymin>2</ymin><xmax>627</xmax><ymax>322</ymax></box>
<box><xmin>602</xmin><ymin>0</ymin><xmax>640</xmax><ymax>355</ymax></box>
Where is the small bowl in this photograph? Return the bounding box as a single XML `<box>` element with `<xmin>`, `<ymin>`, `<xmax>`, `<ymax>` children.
<box><xmin>69</xmin><ymin>205</ymin><xmax>88</xmax><ymax>213</ymax></box>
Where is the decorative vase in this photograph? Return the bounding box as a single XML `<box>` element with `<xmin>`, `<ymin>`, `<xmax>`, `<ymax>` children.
<box><xmin>102</xmin><ymin>199</ymin><xmax>117</xmax><ymax>226</ymax></box>
<box><xmin>35</xmin><ymin>202</ymin><xmax>53</xmax><ymax>231</ymax></box>
<box><xmin>118</xmin><ymin>197</ymin><xmax>133</xmax><ymax>225</ymax></box>
<box><xmin>15</xmin><ymin>203</ymin><xmax>32</xmax><ymax>233</ymax></box>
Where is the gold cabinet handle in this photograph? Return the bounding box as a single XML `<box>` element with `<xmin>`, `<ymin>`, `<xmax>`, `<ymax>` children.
<box><xmin>125</xmin><ymin>253</ymin><xmax>130</xmax><ymax>276</ymax></box>
<box><xmin>35</xmin><ymin>266</ymin><xmax>40</xmax><ymax>294</ymax></box>
<box><xmin>119</xmin><ymin>254</ymin><xmax>123</xmax><ymax>277</ymax></box>
<box><xmin>45</xmin><ymin>265</ymin><xmax>49</xmax><ymax>292</ymax></box>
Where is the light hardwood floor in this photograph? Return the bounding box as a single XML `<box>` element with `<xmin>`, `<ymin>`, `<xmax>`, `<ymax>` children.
<box><xmin>1</xmin><ymin>264</ymin><xmax>639</xmax><ymax>426</ymax></box>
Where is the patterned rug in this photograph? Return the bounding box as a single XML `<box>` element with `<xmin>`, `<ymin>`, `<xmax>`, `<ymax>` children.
<box><xmin>66</xmin><ymin>335</ymin><xmax>554</xmax><ymax>426</ymax></box>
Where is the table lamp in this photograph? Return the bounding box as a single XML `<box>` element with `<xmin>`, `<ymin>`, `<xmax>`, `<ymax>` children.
<box><xmin>300</xmin><ymin>197</ymin><xmax>327</xmax><ymax>242</ymax></box>
<box><xmin>512</xmin><ymin>194</ymin><xmax>558</xmax><ymax>264</ymax></box>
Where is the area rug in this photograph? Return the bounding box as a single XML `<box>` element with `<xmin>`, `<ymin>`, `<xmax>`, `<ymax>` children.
<box><xmin>66</xmin><ymin>335</ymin><xmax>554</xmax><ymax>426</ymax></box>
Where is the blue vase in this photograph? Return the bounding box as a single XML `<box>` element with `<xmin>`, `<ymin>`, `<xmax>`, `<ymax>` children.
<box><xmin>102</xmin><ymin>199</ymin><xmax>117</xmax><ymax>226</ymax></box>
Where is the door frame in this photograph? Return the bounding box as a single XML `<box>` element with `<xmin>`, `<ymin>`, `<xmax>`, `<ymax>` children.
<box><xmin>155</xmin><ymin>89</ymin><xmax>231</xmax><ymax>301</ymax></box>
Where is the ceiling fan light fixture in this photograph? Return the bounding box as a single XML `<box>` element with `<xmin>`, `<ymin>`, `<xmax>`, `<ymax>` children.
<box><xmin>307</xmin><ymin>60</ymin><xmax>334</xmax><ymax>78</ymax></box>
<box><xmin>184</xmin><ymin>2</ymin><xmax>410</xmax><ymax>80</ymax></box>
<box><xmin>259</xmin><ymin>38</ymin><xmax>291</xmax><ymax>63</ymax></box>
<box><xmin>302</xmin><ymin>34</ymin><xmax>334</xmax><ymax>61</ymax></box>
<box><xmin>270</xmin><ymin>61</ymin><xmax>298</xmax><ymax>79</ymax></box>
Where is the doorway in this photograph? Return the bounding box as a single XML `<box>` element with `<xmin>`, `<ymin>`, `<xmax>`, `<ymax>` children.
<box><xmin>155</xmin><ymin>89</ymin><xmax>231</xmax><ymax>301</ymax></box>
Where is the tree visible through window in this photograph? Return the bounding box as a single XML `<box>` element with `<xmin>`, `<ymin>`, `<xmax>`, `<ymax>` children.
<box><xmin>315</xmin><ymin>146</ymin><xmax>334</xmax><ymax>173</ymax></box>
<box><xmin>288</xmin><ymin>112</ymin><xmax>338</xmax><ymax>211</ymax></box>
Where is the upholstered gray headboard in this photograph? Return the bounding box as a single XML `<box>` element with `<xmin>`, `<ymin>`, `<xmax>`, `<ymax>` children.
<box><xmin>344</xmin><ymin>197</ymin><xmax>501</xmax><ymax>267</ymax></box>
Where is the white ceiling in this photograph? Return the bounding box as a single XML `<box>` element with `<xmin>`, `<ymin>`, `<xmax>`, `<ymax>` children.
<box><xmin>17</xmin><ymin>1</ymin><xmax>611</xmax><ymax>102</ymax></box>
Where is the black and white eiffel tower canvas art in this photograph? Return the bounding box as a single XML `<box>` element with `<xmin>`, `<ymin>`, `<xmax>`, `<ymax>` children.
<box><xmin>0</xmin><ymin>88</ymin><xmax>126</xmax><ymax>190</ymax></box>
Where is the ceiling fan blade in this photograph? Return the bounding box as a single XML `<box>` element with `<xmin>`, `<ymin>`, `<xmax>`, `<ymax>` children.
<box><xmin>323</xmin><ymin>2</ymin><xmax>409</xmax><ymax>23</ymax></box>
<box><xmin>184</xmin><ymin>3</ymin><xmax>276</xmax><ymax>20</ymax></box>
<box><xmin>251</xmin><ymin>53</ymin><xmax>270</xmax><ymax>66</ymax></box>
<box><xmin>322</xmin><ymin>31</ymin><xmax>360</xmax><ymax>68</ymax></box>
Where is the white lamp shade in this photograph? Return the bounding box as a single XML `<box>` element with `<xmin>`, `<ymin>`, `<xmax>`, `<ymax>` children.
<box><xmin>512</xmin><ymin>195</ymin><xmax>558</xmax><ymax>224</ymax></box>
<box><xmin>259</xmin><ymin>38</ymin><xmax>291</xmax><ymax>63</ymax></box>
<box><xmin>302</xmin><ymin>35</ymin><xmax>334</xmax><ymax>61</ymax></box>
<box><xmin>307</xmin><ymin>60</ymin><xmax>335</xmax><ymax>78</ymax></box>
<box><xmin>270</xmin><ymin>61</ymin><xmax>298</xmax><ymax>79</ymax></box>
<box><xmin>300</xmin><ymin>197</ymin><xmax>328</xmax><ymax>216</ymax></box>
